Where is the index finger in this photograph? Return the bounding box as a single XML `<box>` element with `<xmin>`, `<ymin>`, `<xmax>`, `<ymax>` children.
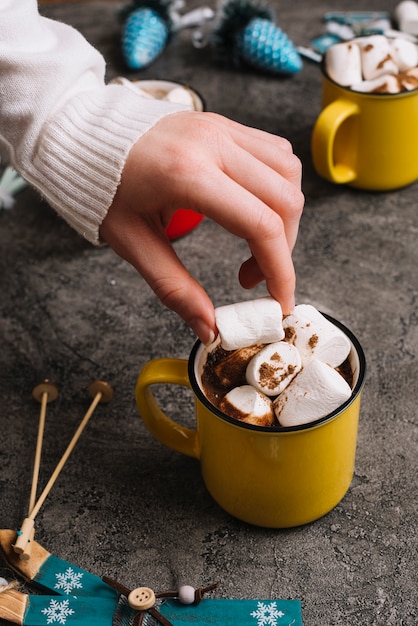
<box><xmin>192</xmin><ymin>170</ymin><xmax>297</xmax><ymax>314</ymax></box>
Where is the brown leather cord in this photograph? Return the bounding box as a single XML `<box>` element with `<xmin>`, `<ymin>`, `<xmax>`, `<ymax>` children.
<box><xmin>194</xmin><ymin>583</ymin><xmax>220</xmax><ymax>605</ymax></box>
<box><xmin>102</xmin><ymin>576</ymin><xmax>219</xmax><ymax>625</ymax></box>
<box><xmin>102</xmin><ymin>576</ymin><xmax>131</xmax><ymax>597</ymax></box>
<box><xmin>148</xmin><ymin>606</ymin><xmax>175</xmax><ymax>626</ymax></box>
<box><xmin>102</xmin><ymin>576</ymin><xmax>174</xmax><ymax>626</ymax></box>
<box><xmin>155</xmin><ymin>582</ymin><xmax>220</xmax><ymax>604</ymax></box>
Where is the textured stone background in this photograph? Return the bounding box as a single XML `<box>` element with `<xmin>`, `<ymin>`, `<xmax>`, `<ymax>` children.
<box><xmin>1</xmin><ymin>1</ymin><xmax>417</xmax><ymax>625</ymax></box>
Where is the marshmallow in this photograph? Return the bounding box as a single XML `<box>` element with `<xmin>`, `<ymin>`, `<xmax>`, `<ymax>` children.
<box><xmin>394</xmin><ymin>1</ymin><xmax>418</xmax><ymax>35</ymax></box>
<box><xmin>219</xmin><ymin>385</ymin><xmax>274</xmax><ymax>427</ymax></box>
<box><xmin>215</xmin><ymin>297</ymin><xmax>284</xmax><ymax>351</ymax></box>
<box><xmin>246</xmin><ymin>341</ymin><xmax>301</xmax><ymax>396</ymax></box>
<box><xmin>357</xmin><ymin>35</ymin><xmax>399</xmax><ymax>80</ymax></box>
<box><xmin>351</xmin><ymin>74</ymin><xmax>400</xmax><ymax>93</ymax></box>
<box><xmin>283</xmin><ymin>304</ymin><xmax>351</xmax><ymax>368</ymax></box>
<box><xmin>164</xmin><ymin>86</ymin><xmax>196</xmax><ymax>107</ymax></box>
<box><xmin>273</xmin><ymin>359</ymin><xmax>352</xmax><ymax>427</ymax></box>
<box><xmin>325</xmin><ymin>41</ymin><xmax>362</xmax><ymax>86</ymax></box>
<box><xmin>390</xmin><ymin>37</ymin><xmax>418</xmax><ymax>70</ymax></box>
<box><xmin>401</xmin><ymin>66</ymin><xmax>418</xmax><ymax>88</ymax></box>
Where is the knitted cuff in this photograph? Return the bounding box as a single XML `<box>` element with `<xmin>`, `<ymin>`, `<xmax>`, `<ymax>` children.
<box><xmin>24</xmin><ymin>83</ymin><xmax>189</xmax><ymax>244</ymax></box>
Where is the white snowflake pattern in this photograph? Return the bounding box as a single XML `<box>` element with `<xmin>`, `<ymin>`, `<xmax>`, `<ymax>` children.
<box><xmin>54</xmin><ymin>567</ymin><xmax>84</xmax><ymax>594</ymax></box>
<box><xmin>250</xmin><ymin>601</ymin><xmax>285</xmax><ymax>626</ymax></box>
<box><xmin>41</xmin><ymin>598</ymin><xmax>75</xmax><ymax>624</ymax></box>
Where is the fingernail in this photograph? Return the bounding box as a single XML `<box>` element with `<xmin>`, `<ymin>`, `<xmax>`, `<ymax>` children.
<box><xmin>190</xmin><ymin>318</ymin><xmax>216</xmax><ymax>346</ymax></box>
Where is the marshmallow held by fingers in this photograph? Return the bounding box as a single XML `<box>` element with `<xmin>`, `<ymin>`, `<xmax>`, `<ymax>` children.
<box><xmin>219</xmin><ymin>385</ymin><xmax>274</xmax><ymax>427</ymax></box>
<box><xmin>273</xmin><ymin>359</ymin><xmax>352</xmax><ymax>427</ymax></box>
<box><xmin>246</xmin><ymin>341</ymin><xmax>301</xmax><ymax>396</ymax></box>
<box><xmin>283</xmin><ymin>304</ymin><xmax>351</xmax><ymax>368</ymax></box>
<box><xmin>215</xmin><ymin>297</ymin><xmax>284</xmax><ymax>351</ymax></box>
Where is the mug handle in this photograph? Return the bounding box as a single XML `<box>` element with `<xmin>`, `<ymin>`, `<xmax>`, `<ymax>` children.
<box><xmin>135</xmin><ymin>358</ymin><xmax>200</xmax><ymax>459</ymax></box>
<box><xmin>311</xmin><ymin>99</ymin><xmax>360</xmax><ymax>184</ymax></box>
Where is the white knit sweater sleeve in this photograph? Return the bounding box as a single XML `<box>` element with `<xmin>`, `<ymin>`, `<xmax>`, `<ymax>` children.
<box><xmin>0</xmin><ymin>0</ymin><xmax>189</xmax><ymax>243</ymax></box>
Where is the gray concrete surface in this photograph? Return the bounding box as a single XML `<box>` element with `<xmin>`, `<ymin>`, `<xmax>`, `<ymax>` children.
<box><xmin>1</xmin><ymin>1</ymin><xmax>417</xmax><ymax>624</ymax></box>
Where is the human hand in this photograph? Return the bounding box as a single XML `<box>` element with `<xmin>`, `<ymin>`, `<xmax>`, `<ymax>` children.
<box><xmin>99</xmin><ymin>111</ymin><xmax>304</xmax><ymax>344</ymax></box>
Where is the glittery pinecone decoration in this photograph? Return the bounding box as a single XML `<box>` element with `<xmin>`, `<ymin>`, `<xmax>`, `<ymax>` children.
<box><xmin>119</xmin><ymin>0</ymin><xmax>174</xmax><ymax>70</ymax></box>
<box><xmin>213</xmin><ymin>0</ymin><xmax>302</xmax><ymax>75</ymax></box>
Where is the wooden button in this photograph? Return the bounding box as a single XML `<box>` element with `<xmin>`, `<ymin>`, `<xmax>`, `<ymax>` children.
<box><xmin>127</xmin><ymin>587</ymin><xmax>156</xmax><ymax>610</ymax></box>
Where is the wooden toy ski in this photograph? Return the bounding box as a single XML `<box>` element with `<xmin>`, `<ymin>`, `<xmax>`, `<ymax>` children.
<box><xmin>0</xmin><ymin>530</ymin><xmax>302</xmax><ymax>625</ymax></box>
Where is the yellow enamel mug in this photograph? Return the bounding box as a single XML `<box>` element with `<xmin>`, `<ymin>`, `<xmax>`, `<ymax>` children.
<box><xmin>311</xmin><ymin>72</ymin><xmax>418</xmax><ymax>190</ymax></box>
<box><xmin>136</xmin><ymin>315</ymin><xmax>366</xmax><ymax>528</ymax></box>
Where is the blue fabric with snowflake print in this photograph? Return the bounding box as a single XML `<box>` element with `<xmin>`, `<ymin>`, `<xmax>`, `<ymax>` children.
<box><xmin>33</xmin><ymin>555</ymin><xmax>118</xmax><ymax>600</ymax></box>
<box><xmin>23</xmin><ymin>594</ymin><xmax>117</xmax><ymax>626</ymax></box>
<box><xmin>17</xmin><ymin>553</ymin><xmax>302</xmax><ymax>626</ymax></box>
<box><xmin>159</xmin><ymin>598</ymin><xmax>302</xmax><ymax>625</ymax></box>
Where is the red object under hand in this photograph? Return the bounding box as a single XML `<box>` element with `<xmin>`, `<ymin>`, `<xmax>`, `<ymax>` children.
<box><xmin>165</xmin><ymin>208</ymin><xmax>204</xmax><ymax>240</ymax></box>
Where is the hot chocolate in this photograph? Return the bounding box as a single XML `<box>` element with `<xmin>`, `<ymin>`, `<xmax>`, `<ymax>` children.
<box><xmin>201</xmin><ymin>301</ymin><xmax>354</xmax><ymax>428</ymax></box>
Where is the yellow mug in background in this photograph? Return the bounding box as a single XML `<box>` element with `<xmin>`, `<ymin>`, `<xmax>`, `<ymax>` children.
<box><xmin>311</xmin><ymin>71</ymin><xmax>418</xmax><ymax>191</ymax></box>
<box><xmin>136</xmin><ymin>315</ymin><xmax>366</xmax><ymax>528</ymax></box>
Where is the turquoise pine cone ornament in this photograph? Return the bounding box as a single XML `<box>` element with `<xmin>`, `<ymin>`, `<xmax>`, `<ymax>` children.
<box><xmin>119</xmin><ymin>0</ymin><xmax>174</xmax><ymax>70</ymax></box>
<box><xmin>213</xmin><ymin>0</ymin><xmax>302</xmax><ymax>75</ymax></box>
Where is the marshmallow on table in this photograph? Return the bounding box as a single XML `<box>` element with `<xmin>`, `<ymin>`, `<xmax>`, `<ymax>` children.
<box><xmin>325</xmin><ymin>42</ymin><xmax>362</xmax><ymax>86</ymax></box>
<box><xmin>273</xmin><ymin>359</ymin><xmax>352</xmax><ymax>427</ymax></box>
<box><xmin>246</xmin><ymin>341</ymin><xmax>301</xmax><ymax>396</ymax></box>
<box><xmin>215</xmin><ymin>297</ymin><xmax>284</xmax><ymax>351</ymax></box>
<box><xmin>219</xmin><ymin>385</ymin><xmax>274</xmax><ymax>427</ymax></box>
<box><xmin>283</xmin><ymin>304</ymin><xmax>351</xmax><ymax>368</ymax></box>
<box><xmin>357</xmin><ymin>35</ymin><xmax>399</xmax><ymax>80</ymax></box>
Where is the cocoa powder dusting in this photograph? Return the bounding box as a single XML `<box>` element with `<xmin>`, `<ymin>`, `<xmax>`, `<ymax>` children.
<box><xmin>259</xmin><ymin>362</ymin><xmax>277</xmax><ymax>388</ymax></box>
<box><xmin>285</xmin><ymin>326</ymin><xmax>296</xmax><ymax>343</ymax></box>
<box><xmin>308</xmin><ymin>334</ymin><xmax>319</xmax><ymax>349</ymax></box>
<box><xmin>377</xmin><ymin>53</ymin><xmax>393</xmax><ymax>70</ymax></box>
<box><xmin>258</xmin><ymin>362</ymin><xmax>298</xmax><ymax>390</ymax></box>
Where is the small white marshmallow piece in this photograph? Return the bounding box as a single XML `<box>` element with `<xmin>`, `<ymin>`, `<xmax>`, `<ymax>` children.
<box><xmin>215</xmin><ymin>297</ymin><xmax>284</xmax><ymax>351</ymax></box>
<box><xmin>246</xmin><ymin>341</ymin><xmax>301</xmax><ymax>396</ymax></box>
<box><xmin>283</xmin><ymin>304</ymin><xmax>351</xmax><ymax>368</ymax></box>
<box><xmin>273</xmin><ymin>359</ymin><xmax>352</xmax><ymax>427</ymax></box>
<box><xmin>164</xmin><ymin>86</ymin><xmax>196</xmax><ymax>108</ymax></box>
<box><xmin>357</xmin><ymin>35</ymin><xmax>399</xmax><ymax>80</ymax></box>
<box><xmin>325</xmin><ymin>42</ymin><xmax>362</xmax><ymax>86</ymax></box>
<box><xmin>219</xmin><ymin>385</ymin><xmax>274</xmax><ymax>427</ymax></box>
